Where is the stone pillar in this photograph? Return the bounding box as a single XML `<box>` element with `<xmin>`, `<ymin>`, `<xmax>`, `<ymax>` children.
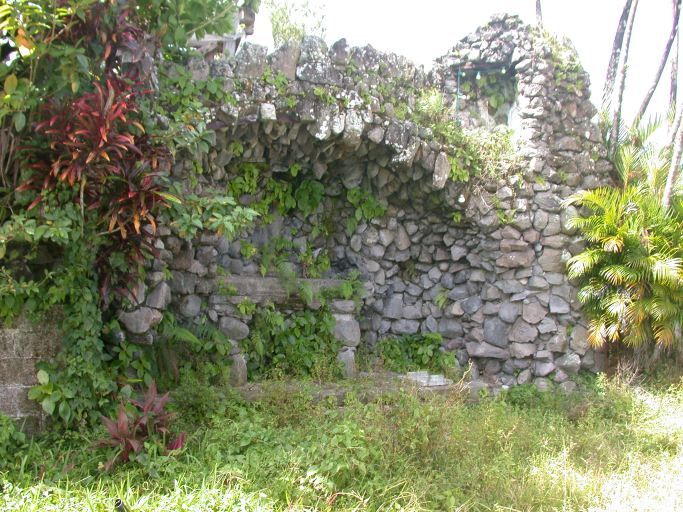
<box><xmin>331</xmin><ymin>300</ymin><xmax>360</xmax><ymax>378</ymax></box>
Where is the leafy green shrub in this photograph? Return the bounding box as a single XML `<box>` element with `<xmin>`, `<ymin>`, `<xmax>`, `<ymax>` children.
<box><xmin>242</xmin><ymin>304</ymin><xmax>341</xmax><ymax>378</ymax></box>
<box><xmin>565</xmin><ymin>184</ymin><xmax>683</xmax><ymax>346</ymax></box>
<box><xmin>0</xmin><ymin>413</ymin><xmax>26</xmax><ymax>469</ymax></box>
<box><xmin>377</xmin><ymin>333</ymin><xmax>456</xmax><ymax>373</ymax></box>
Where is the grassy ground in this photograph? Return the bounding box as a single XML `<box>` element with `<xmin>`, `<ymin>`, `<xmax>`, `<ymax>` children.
<box><xmin>2</xmin><ymin>372</ymin><xmax>683</xmax><ymax>511</ymax></box>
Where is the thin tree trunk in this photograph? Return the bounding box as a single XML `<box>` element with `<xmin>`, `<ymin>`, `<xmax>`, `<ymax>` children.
<box><xmin>672</xmin><ymin>5</ymin><xmax>680</xmax><ymax>124</ymax></box>
<box><xmin>662</xmin><ymin>108</ymin><xmax>683</xmax><ymax>208</ymax></box>
<box><xmin>610</xmin><ymin>0</ymin><xmax>640</xmax><ymax>154</ymax></box>
<box><xmin>536</xmin><ymin>0</ymin><xmax>543</xmax><ymax>26</ymax></box>
<box><xmin>668</xmin><ymin>102</ymin><xmax>683</xmax><ymax>147</ymax></box>
<box><xmin>634</xmin><ymin>0</ymin><xmax>682</xmax><ymax>124</ymax></box>
<box><xmin>604</xmin><ymin>0</ymin><xmax>635</xmax><ymax>108</ymax></box>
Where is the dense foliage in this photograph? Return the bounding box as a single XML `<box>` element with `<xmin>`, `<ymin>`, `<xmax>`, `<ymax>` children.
<box><xmin>566</xmin><ymin>185</ymin><xmax>683</xmax><ymax>346</ymax></box>
<box><xmin>568</xmin><ymin>120</ymin><xmax>683</xmax><ymax>350</ymax></box>
<box><xmin>0</xmin><ymin>0</ymin><xmax>255</xmax><ymax>425</ymax></box>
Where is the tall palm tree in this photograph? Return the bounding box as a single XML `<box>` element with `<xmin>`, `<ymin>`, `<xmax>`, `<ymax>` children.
<box><xmin>603</xmin><ymin>0</ymin><xmax>636</xmax><ymax>108</ymax></box>
<box><xmin>609</xmin><ymin>0</ymin><xmax>640</xmax><ymax>155</ymax></box>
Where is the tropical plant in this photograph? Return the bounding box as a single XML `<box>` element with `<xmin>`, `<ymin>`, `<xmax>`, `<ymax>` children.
<box><xmin>98</xmin><ymin>381</ymin><xmax>186</xmax><ymax>470</ymax></box>
<box><xmin>564</xmin><ymin>184</ymin><xmax>683</xmax><ymax>347</ymax></box>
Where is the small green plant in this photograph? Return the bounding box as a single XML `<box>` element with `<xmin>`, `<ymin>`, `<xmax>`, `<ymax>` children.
<box><xmin>240</xmin><ymin>242</ymin><xmax>258</xmax><ymax>259</ymax></box>
<box><xmin>313</xmin><ymin>86</ymin><xmax>336</xmax><ymax>106</ymax></box>
<box><xmin>0</xmin><ymin>413</ymin><xmax>26</xmax><ymax>469</ymax></box>
<box><xmin>237</xmin><ymin>298</ymin><xmax>257</xmax><ymax>316</ymax></box>
<box><xmin>345</xmin><ymin>188</ymin><xmax>386</xmax><ymax>235</ymax></box>
<box><xmin>435</xmin><ymin>288</ymin><xmax>450</xmax><ymax>309</ymax></box>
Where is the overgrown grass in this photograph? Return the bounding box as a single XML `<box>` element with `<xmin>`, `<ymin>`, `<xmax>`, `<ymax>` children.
<box><xmin>2</xmin><ymin>374</ymin><xmax>683</xmax><ymax>511</ymax></box>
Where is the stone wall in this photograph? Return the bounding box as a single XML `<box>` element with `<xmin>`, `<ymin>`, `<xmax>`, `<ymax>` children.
<box><xmin>0</xmin><ymin>316</ymin><xmax>60</xmax><ymax>431</ymax></box>
<box><xmin>112</xmin><ymin>14</ymin><xmax>616</xmax><ymax>391</ymax></box>
<box><xmin>0</xmin><ymin>14</ymin><xmax>615</xmax><ymax>422</ymax></box>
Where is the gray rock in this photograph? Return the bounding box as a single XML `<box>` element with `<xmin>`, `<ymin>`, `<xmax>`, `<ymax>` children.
<box><xmin>438</xmin><ymin>318</ymin><xmax>464</xmax><ymax>337</ymax></box>
<box><xmin>539</xmin><ymin>248</ymin><xmax>565</xmax><ymax>273</ymax></box>
<box><xmin>556</xmin><ymin>353</ymin><xmax>581</xmax><ymax>374</ymax></box>
<box><xmin>333</xmin><ymin>314</ymin><xmax>361</xmax><ymax>347</ymax></box>
<box><xmin>337</xmin><ymin>348</ymin><xmax>357</xmax><ymax>378</ymax></box>
<box><xmin>509</xmin><ymin>318</ymin><xmax>538</xmax><ymax>343</ymax></box>
<box><xmin>170</xmin><ymin>271</ymin><xmax>196</xmax><ymax>295</ymax></box>
<box><xmin>522</xmin><ymin>302</ymin><xmax>546</xmax><ymax>324</ymax></box>
<box><xmin>538</xmin><ymin>317</ymin><xmax>558</xmax><ymax>334</ymax></box>
<box><xmin>230</xmin><ymin>353</ymin><xmax>248</xmax><ymax>386</ymax></box>
<box><xmin>433</xmin><ymin>152</ymin><xmax>450</xmax><ymax>189</ymax></box>
<box><xmin>178</xmin><ymin>294</ymin><xmax>201</xmax><ymax>318</ymax></box>
<box><xmin>499</xmin><ymin>302</ymin><xmax>521</xmax><ymax>324</ymax></box>
<box><xmin>496</xmin><ymin>249</ymin><xmax>535</xmax><ymax>268</ymax></box>
<box><xmin>395</xmin><ymin>224</ymin><xmax>411</xmax><ymax>250</ymax></box>
<box><xmin>235</xmin><ymin>42</ymin><xmax>268</xmax><ymax>78</ymax></box>
<box><xmin>547</xmin><ymin>330</ymin><xmax>567</xmax><ymax>351</ymax></box>
<box><xmin>269</xmin><ymin>41</ymin><xmax>301</xmax><ymax>80</ymax></box>
<box><xmin>451</xmin><ymin>245</ymin><xmax>468</xmax><ymax>261</ymax></box>
<box><xmin>119</xmin><ymin>307</ymin><xmax>162</xmax><ymax>334</ymax></box>
<box><xmin>461</xmin><ymin>296</ymin><xmax>483</xmax><ymax>315</ymax></box>
<box><xmin>534</xmin><ymin>192</ymin><xmax>562</xmax><ymax>212</ymax></box>
<box><xmin>331</xmin><ymin>300</ymin><xmax>356</xmax><ymax>313</ymax></box>
<box><xmin>391</xmin><ymin>319</ymin><xmax>420</xmax><ymax>335</ymax></box>
<box><xmin>570</xmin><ymin>324</ymin><xmax>590</xmax><ymax>355</ymax></box>
<box><xmin>484</xmin><ymin>317</ymin><xmax>509</xmax><ymax>348</ymax></box>
<box><xmin>384</xmin><ymin>294</ymin><xmax>404</xmax><ymax>319</ymax></box>
<box><xmin>549</xmin><ymin>296</ymin><xmax>570</xmax><ymax>314</ymax></box>
<box><xmin>510</xmin><ymin>342</ymin><xmax>536</xmax><ymax>358</ymax></box>
<box><xmin>146</xmin><ymin>282</ymin><xmax>172</xmax><ymax>310</ymax></box>
<box><xmin>517</xmin><ymin>369</ymin><xmax>533</xmax><ymax>384</ymax></box>
<box><xmin>466</xmin><ymin>342</ymin><xmax>509</xmax><ymax>359</ymax></box>
<box><xmin>379</xmin><ymin>229</ymin><xmax>395</xmax><ymax>247</ymax></box>
<box><xmin>219</xmin><ymin>317</ymin><xmax>250</xmax><ymax>340</ymax></box>
<box><xmin>535</xmin><ymin>361</ymin><xmax>556</xmax><ymax>377</ymax></box>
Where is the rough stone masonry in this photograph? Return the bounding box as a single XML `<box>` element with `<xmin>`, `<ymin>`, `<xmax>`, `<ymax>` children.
<box><xmin>1</xmin><ymin>14</ymin><xmax>615</xmax><ymax>426</ymax></box>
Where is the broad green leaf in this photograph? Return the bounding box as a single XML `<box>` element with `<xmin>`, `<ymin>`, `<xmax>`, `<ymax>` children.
<box><xmin>13</xmin><ymin>111</ymin><xmax>25</xmax><ymax>131</ymax></box>
<box><xmin>37</xmin><ymin>369</ymin><xmax>49</xmax><ymax>385</ymax></box>
<box><xmin>58</xmin><ymin>401</ymin><xmax>71</xmax><ymax>423</ymax></box>
<box><xmin>41</xmin><ymin>397</ymin><xmax>55</xmax><ymax>415</ymax></box>
<box><xmin>4</xmin><ymin>74</ymin><xmax>17</xmax><ymax>94</ymax></box>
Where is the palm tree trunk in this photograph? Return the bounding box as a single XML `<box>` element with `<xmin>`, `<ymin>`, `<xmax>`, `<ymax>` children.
<box><xmin>609</xmin><ymin>0</ymin><xmax>640</xmax><ymax>155</ymax></box>
<box><xmin>672</xmin><ymin>37</ymin><xmax>679</xmax><ymax>120</ymax></box>
<box><xmin>536</xmin><ymin>0</ymin><xmax>543</xmax><ymax>26</ymax></box>
<box><xmin>662</xmin><ymin>108</ymin><xmax>683</xmax><ymax>208</ymax></box>
<box><xmin>604</xmin><ymin>0</ymin><xmax>636</xmax><ymax>108</ymax></box>
<box><xmin>634</xmin><ymin>0</ymin><xmax>682</xmax><ymax>124</ymax></box>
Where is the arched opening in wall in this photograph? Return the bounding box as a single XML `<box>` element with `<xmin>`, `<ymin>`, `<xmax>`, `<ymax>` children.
<box><xmin>449</xmin><ymin>65</ymin><xmax>518</xmax><ymax>131</ymax></box>
<box><xmin>165</xmin><ymin>114</ymin><xmax>475</xmax><ymax>380</ymax></box>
